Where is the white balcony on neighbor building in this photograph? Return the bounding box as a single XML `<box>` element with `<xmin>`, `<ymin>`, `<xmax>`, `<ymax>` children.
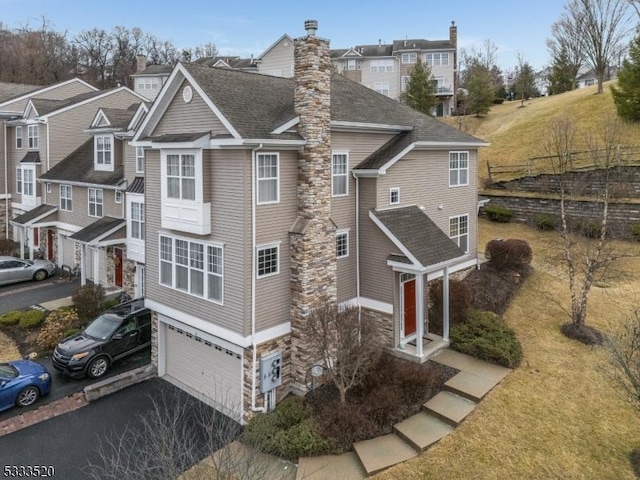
<box><xmin>161</xmin><ymin>200</ymin><xmax>211</xmax><ymax>236</ymax></box>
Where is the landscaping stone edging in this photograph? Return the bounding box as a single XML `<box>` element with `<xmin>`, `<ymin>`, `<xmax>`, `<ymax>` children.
<box><xmin>84</xmin><ymin>364</ymin><xmax>157</xmax><ymax>402</ymax></box>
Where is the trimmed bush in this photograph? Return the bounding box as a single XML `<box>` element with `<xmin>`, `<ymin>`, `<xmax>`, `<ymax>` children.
<box><xmin>18</xmin><ymin>309</ymin><xmax>46</xmax><ymax>329</ymax></box>
<box><xmin>0</xmin><ymin>311</ymin><xmax>22</xmax><ymax>326</ymax></box>
<box><xmin>451</xmin><ymin>309</ymin><xmax>523</xmax><ymax>368</ymax></box>
<box><xmin>36</xmin><ymin>309</ymin><xmax>81</xmax><ymax>352</ymax></box>
<box><xmin>485</xmin><ymin>238</ymin><xmax>532</xmax><ymax>272</ymax></box>
<box><xmin>575</xmin><ymin>219</ymin><xmax>602</xmax><ymax>239</ymax></box>
<box><xmin>560</xmin><ymin>322</ymin><xmax>604</xmax><ymax>346</ymax></box>
<box><xmin>533</xmin><ymin>213</ymin><xmax>557</xmax><ymax>231</ymax></box>
<box><xmin>484</xmin><ymin>204</ymin><xmax>514</xmax><ymax>223</ymax></box>
<box><xmin>428</xmin><ymin>279</ymin><xmax>472</xmax><ymax>335</ymax></box>
<box><xmin>72</xmin><ymin>283</ymin><xmax>105</xmax><ymax>322</ymax></box>
<box><xmin>493</xmin><ymin>98</ymin><xmax>505</xmax><ymax>104</ymax></box>
<box><xmin>630</xmin><ymin>223</ymin><xmax>640</xmax><ymax>242</ymax></box>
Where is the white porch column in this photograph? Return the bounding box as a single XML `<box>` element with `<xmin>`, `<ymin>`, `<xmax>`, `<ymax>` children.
<box><xmin>28</xmin><ymin>227</ymin><xmax>35</xmax><ymax>260</ymax></box>
<box><xmin>80</xmin><ymin>244</ymin><xmax>87</xmax><ymax>286</ymax></box>
<box><xmin>443</xmin><ymin>266</ymin><xmax>450</xmax><ymax>341</ymax></box>
<box><xmin>19</xmin><ymin>226</ymin><xmax>26</xmax><ymax>259</ymax></box>
<box><xmin>416</xmin><ymin>273</ymin><xmax>425</xmax><ymax>357</ymax></box>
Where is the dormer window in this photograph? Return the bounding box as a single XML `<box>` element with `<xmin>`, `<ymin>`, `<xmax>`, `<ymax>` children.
<box><xmin>95</xmin><ymin>134</ymin><xmax>113</xmax><ymax>171</ymax></box>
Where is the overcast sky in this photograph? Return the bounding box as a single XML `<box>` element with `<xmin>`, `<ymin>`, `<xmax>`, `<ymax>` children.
<box><xmin>1</xmin><ymin>0</ymin><xmax>575</xmax><ymax>72</ymax></box>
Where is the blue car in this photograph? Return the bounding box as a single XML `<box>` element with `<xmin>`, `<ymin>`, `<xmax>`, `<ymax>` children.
<box><xmin>0</xmin><ymin>360</ymin><xmax>52</xmax><ymax>412</ymax></box>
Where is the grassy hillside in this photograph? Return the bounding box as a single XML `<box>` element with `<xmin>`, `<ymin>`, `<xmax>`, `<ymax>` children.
<box><xmin>441</xmin><ymin>82</ymin><xmax>640</xmax><ymax>184</ymax></box>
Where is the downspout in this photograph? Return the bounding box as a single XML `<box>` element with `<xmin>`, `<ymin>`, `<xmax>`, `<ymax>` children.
<box><xmin>353</xmin><ymin>172</ymin><xmax>361</xmax><ymax>309</ymax></box>
<box><xmin>3</xmin><ymin>122</ymin><xmax>8</xmax><ymax>238</ymax></box>
<box><xmin>46</xmin><ymin>121</ymin><xmax>50</xmax><ymax>172</ymax></box>
<box><xmin>251</xmin><ymin>143</ymin><xmax>264</xmax><ymax>413</ymax></box>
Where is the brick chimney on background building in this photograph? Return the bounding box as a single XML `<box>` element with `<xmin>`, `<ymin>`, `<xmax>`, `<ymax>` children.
<box><xmin>136</xmin><ymin>55</ymin><xmax>147</xmax><ymax>73</ymax></box>
<box><xmin>289</xmin><ymin>20</ymin><xmax>336</xmax><ymax>393</ymax></box>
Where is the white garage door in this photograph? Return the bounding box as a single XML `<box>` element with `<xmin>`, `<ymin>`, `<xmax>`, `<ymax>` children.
<box><xmin>164</xmin><ymin>323</ymin><xmax>243</xmax><ymax>420</ymax></box>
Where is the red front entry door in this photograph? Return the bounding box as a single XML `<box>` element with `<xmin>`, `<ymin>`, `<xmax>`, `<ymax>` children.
<box><xmin>47</xmin><ymin>230</ymin><xmax>54</xmax><ymax>261</ymax></box>
<box><xmin>114</xmin><ymin>248</ymin><xmax>123</xmax><ymax>287</ymax></box>
<box><xmin>403</xmin><ymin>279</ymin><xmax>416</xmax><ymax>336</ymax></box>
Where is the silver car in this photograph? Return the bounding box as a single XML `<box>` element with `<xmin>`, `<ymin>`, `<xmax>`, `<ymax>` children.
<box><xmin>0</xmin><ymin>256</ymin><xmax>57</xmax><ymax>286</ymax></box>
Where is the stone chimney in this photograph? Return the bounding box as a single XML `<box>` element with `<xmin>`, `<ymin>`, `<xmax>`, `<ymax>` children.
<box><xmin>136</xmin><ymin>55</ymin><xmax>147</xmax><ymax>73</ymax></box>
<box><xmin>289</xmin><ymin>20</ymin><xmax>336</xmax><ymax>393</ymax></box>
<box><xmin>449</xmin><ymin>21</ymin><xmax>457</xmax><ymax>48</ymax></box>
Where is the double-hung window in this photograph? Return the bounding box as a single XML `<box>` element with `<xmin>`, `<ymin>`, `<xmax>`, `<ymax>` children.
<box><xmin>257</xmin><ymin>244</ymin><xmax>279</xmax><ymax>278</ymax></box>
<box><xmin>390</xmin><ymin>187</ymin><xmax>400</xmax><ymax>205</ymax></box>
<box><xmin>401</xmin><ymin>76</ymin><xmax>410</xmax><ymax>91</ymax></box>
<box><xmin>166</xmin><ymin>153</ymin><xmax>196</xmax><ymax>200</ymax></box>
<box><xmin>370</xmin><ymin>59</ymin><xmax>394</xmax><ymax>73</ymax></box>
<box><xmin>344</xmin><ymin>59</ymin><xmax>361</xmax><ymax>71</ymax></box>
<box><xmin>136</xmin><ymin>147</ymin><xmax>145</xmax><ymax>173</ymax></box>
<box><xmin>332</xmin><ymin>153</ymin><xmax>348</xmax><ymax>196</ymax></box>
<box><xmin>401</xmin><ymin>53</ymin><xmax>417</xmax><ymax>64</ymax></box>
<box><xmin>449</xmin><ymin>151</ymin><xmax>469</xmax><ymax>186</ymax></box>
<box><xmin>27</xmin><ymin>125</ymin><xmax>38</xmax><ymax>149</ymax></box>
<box><xmin>426</xmin><ymin>52</ymin><xmax>449</xmax><ymax>66</ymax></box>
<box><xmin>88</xmin><ymin>188</ymin><xmax>103</xmax><ymax>217</ymax></box>
<box><xmin>16</xmin><ymin>168</ymin><xmax>22</xmax><ymax>194</ymax></box>
<box><xmin>16</xmin><ymin>126</ymin><xmax>23</xmax><ymax>149</ymax></box>
<box><xmin>450</xmin><ymin>214</ymin><xmax>469</xmax><ymax>253</ymax></box>
<box><xmin>257</xmin><ymin>153</ymin><xmax>279</xmax><ymax>204</ymax></box>
<box><xmin>336</xmin><ymin>231</ymin><xmax>349</xmax><ymax>258</ymax></box>
<box><xmin>60</xmin><ymin>185</ymin><xmax>72</xmax><ymax>211</ymax></box>
<box><xmin>374</xmin><ymin>82</ymin><xmax>390</xmax><ymax>96</ymax></box>
<box><xmin>95</xmin><ymin>135</ymin><xmax>112</xmax><ymax>168</ymax></box>
<box><xmin>131</xmin><ymin>202</ymin><xmax>144</xmax><ymax>240</ymax></box>
<box><xmin>159</xmin><ymin>235</ymin><xmax>223</xmax><ymax>303</ymax></box>
<box><xmin>18</xmin><ymin>168</ymin><xmax>34</xmax><ymax>196</ymax></box>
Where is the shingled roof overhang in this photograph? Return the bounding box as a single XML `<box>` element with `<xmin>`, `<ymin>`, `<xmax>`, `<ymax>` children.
<box><xmin>370</xmin><ymin>205</ymin><xmax>466</xmax><ymax>271</ymax></box>
<box><xmin>10</xmin><ymin>204</ymin><xmax>58</xmax><ymax>226</ymax></box>
<box><xmin>70</xmin><ymin>216</ymin><xmax>125</xmax><ymax>245</ymax></box>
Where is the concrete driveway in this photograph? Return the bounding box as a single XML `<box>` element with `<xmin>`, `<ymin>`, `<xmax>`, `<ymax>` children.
<box><xmin>0</xmin><ymin>378</ymin><xmax>236</xmax><ymax>480</ymax></box>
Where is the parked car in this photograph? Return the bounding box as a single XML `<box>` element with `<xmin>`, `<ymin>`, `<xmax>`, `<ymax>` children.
<box><xmin>52</xmin><ymin>298</ymin><xmax>151</xmax><ymax>379</ymax></box>
<box><xmin>0</xmin><ymin>360</ymin><xmax>52</xmax><ymax>412</ymax></box>
<box><xmin>0</xmin><ymin>256</ymin><xmax>57</xmax><ymax>286</ymax></box>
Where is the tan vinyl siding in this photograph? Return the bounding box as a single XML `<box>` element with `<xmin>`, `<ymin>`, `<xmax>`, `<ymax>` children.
<box><xmin>331</xmin><ymin>132</ymin><xmax>394</xmax><ymax>303</ymax></box>
<box><xmin>255</xmin><ymin>150</ymin><xmax>296</xmax><ymax>331</ymax></box>
<box><xmin>56</xmin><ymin>186</ymin><xmax>89</xmax><ymax>227</ymax></box>
<box><xmin>257</xmin><ymin>39</ymin><xmax>294</xmax><ymax>77</ymax></box>
<box><xmin>152</xmin><ymin>80</ymin><xmax>230</xmax><ymax>137</ymax></box>
<box><xmin>359</xmin><ymin>177</ymin><xmax>396</xmax><ymax>304</ymax></box>
<box><xmin>145</xmin><ymin>148</ymin><xmax>250</xmax><ymax>337</ymax></box>
<box><xmin>361</xmin><ymin>59</ymin><xmax>399</xmax><ymax>100</ymax></box>
<box><xmin>46</xmin><ymin>89</ymin><xmax>141</xmax><ymax>171</ymax></box>
<box><xmin>103</xmin><ymin>226</ymin><xmax>126</xmax><ymax>243</ymax></box>
<box><xmin>123</xmin><ymin>142</ymin><xmax>142</xmax><ymax>180</ymax></box>
<box><xmin>105</xmin><ymin>189</ymin><xmax>124</xmax><ymax>218</ymax></box>
<box><xmin>376</xmin><ymin>149</ymin><xmax>478</xmax><ymax>258</ymax></box>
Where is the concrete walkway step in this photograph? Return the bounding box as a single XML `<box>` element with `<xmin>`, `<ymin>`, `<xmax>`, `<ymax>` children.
<box><xmin>444</xmin><ymin>371</ymin><xmax>499</xmax><ymax>402</ymax></box>
<box><xmin>423</xmin><ymin>391</ymin><xmax>477</xmax><ymax>427</ymax></box>
<box><xmin>431</xmin><ymin>349</ymin><xmax>511</xmax><ymax>383</ymax></box>
<box><xmin>297</xmin><ymin>452</ymin><xmax>365</xmax><ymax>480</ymax></box>
<box><xmin>393</xmin><ymin>412</ymin><xmax>454</xmax><ymax>452</ymax></box>
<box><xmin>353</xmin><ymin>433</ymin><xmax>417</xmax><ymax>477</ymax></box>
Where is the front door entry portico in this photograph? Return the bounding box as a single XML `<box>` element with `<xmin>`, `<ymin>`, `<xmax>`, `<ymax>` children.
<box><xmin>402</xmin><ymin>276</ymin><xmax>416</xmax><ymax>337</ymax></box>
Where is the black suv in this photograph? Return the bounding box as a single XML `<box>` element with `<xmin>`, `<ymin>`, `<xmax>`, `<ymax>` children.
<box><xmin>52</xmin><ymin>298</ymin><xmax>151</xmax><ymax>379</ymax></box>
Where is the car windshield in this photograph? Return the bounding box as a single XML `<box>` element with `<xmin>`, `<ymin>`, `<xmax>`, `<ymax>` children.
<box><xmin>84</xmin><ymin>314</ymin><xmax>122</xmax><ymax>341</ymax></box>
<box><xmin>0</xmin><ymin>364</ymin><xmax>18</xmax><ymax>380</ymax></box>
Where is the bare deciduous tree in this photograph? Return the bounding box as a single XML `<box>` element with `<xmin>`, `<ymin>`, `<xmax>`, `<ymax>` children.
<box><xmin>543</xmin><ymin>116</ymin><xmax>631</xmax><ymax>343</ymax></box>
<box><xmin>306</xmin><ymin>305</ymin><xmax>382</xmax><ymax>404</ymax></box>
<box><xmin>604</xmin><ymin>308</ymin><xmax>640</xmax><ymax>410</ymax></box>
<box><xmin>85</xmin><ymin>388</ymin><xmax>287</xmax><ymax>480</ymax></box>
<box><xmin>559</xmin><ymin>0</ymin><xmax>633</xmax><ymax>93</ymax></box>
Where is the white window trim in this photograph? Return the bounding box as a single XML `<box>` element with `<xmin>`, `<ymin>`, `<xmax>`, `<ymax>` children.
<box><xmin>331</xmin><ymin>151</ymin><xmax>349</xmax><ymax>197</ymax></box>
<box><xmin>16</xmin><ymin>167</ymin><xmax>22</xmax><ymax>194</ymax></box>
<box><xmin>256</xmin><ymin>152</ymin><xmax>280</xmax><ymax>205</ymax></box>
<box><xmin>256</xmin><ymin>243</ymin><xmax>280</xmax><ymax>279</ymax></box>
<box><xmin>390</xmin><ymin>187</ymin><xmax>400</xmax><ymax>205</ymax></box>
<box><xmin>88</xmin><ymin>187</ymin><xmax>104</xmax><ymax>218</ymax></box>
<box><xmin>129</xmin><ymin>200</ymin><xmax>145</xmax><ymax>241</ymax></box>
<box><xmin>336</xmin><ymin>229</ymin><xmax>349</xmax><ymax>259</ymax></box>
<box><xmin>161</xmin><ymin>149</ymin><xmax>203</xmax><ymax>202</ymax></box>
<box><xmin>27</xmin><ymin>124</ymin><xmax>38</xmax><ymax>150</ymax></box>
<box><xmin>16</xmin><ymin>165</ymin><xmax>35</xmax><ymax>197</ymax></box>
<box><xmin>449</xmin><ymin>214</ymin><xmax>469</xmax><ymax>254</ymax></box>
<box><xmin>115</xmin><ymin>190</ymin><xmax>122</xmax><ymax>204</ymax></box>
<box><xmin>401</xmin><ymin>53</ymin><xmax>417</xmax><ymax>64</ymax></box>
<box><xmin>16</xmin><ymin>126</ymin><xmax>23</xmax><ymax>149</ymax></box>
<box><xmin>158</xmin><ymin>233</ymin><xmax>224</xmax><ymax>305</ymax></box>
<box><xmin>401</xmin><ymin>76</ymin><xmax>410</xmax><ymax>91</ymax></box>
<box><xmin>449</xmin><ymin>151</ymin><xmax>470</xmax><ymax>187</ymax></box>
<box><xmin>135</xmin><ymin>146</ymin><xmax>145</xmax><ymax>173</ymax></box>
<box><xmin>94</xmin><ymin>134</ymin><xmax>114</xmax><ymax>171</ymax></box>
<box><xmin>46</xmin><ymin>182</ymin><xmax>51</xmax><ymax>193</ymax></box>
<box><xmin>60</xmin><ymin>184</ymin><xmax>72</xmax><ymax>212</ymax></box>
<box><xmin>374</xmin><ymin>82</ymin><xmax>390</xmax><ymax>96</ymax></box>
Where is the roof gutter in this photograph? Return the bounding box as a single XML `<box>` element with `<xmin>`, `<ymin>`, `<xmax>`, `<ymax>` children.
<box><xmin>3</xmin><ymin>121</ymin><xmax>8</xmax><ymax>237</ymax></box>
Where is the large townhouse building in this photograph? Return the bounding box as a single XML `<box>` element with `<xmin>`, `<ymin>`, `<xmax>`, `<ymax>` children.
<box><xmin>132</xmin><ymin>21</ymin><xmax>485</xmax><ymax>422</ymax></box>
<box><xmin>257</xmin><ymin>22</ymin><xmax>458</xmax><ymax>116</ymax></box>
<box><xmin>8</xmin><ymin>86</ymin><xmax>147</xmax><ymax>295</ymax></box>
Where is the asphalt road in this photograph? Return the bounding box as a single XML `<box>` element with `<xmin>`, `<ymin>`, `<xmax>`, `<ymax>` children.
<box><xmin>0</xmin><ymin>276</ymin><xmax>80</xmax><ymax>314</ymax></box>
<box><xmin>0</xmin><ymin>378</ymin><xmax>235</xmax><ymax>480</ymax></box>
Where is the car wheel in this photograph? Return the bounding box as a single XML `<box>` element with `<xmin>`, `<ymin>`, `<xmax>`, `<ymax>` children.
<box><xmin>87</xmin><ymin>356</ymin><xmax>110</xmax><ymax>379</ymax></box>
<box><xmin>16</xmin><ymin>386</ymin><xmax>39</xmax><ymax>407</ymax></box>
<box><xmin>33</xmin><ymin>269</ymin><xmax>47</xmax><ymax>281</ymax></box>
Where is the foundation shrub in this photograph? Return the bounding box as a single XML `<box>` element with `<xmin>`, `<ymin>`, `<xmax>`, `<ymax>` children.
<box><xmin>485</xmin><ymin>238</ymin><xmax>532</xmax><ymax>272</ymax></box>
<box><xmin>72</xmin><ymin>283</ymin><xmax>105</xmax><ymax>322</ymax></box>
<box><xmin>428</xmin><ymin>278</ymin><xmax>472</xmax><ymax>335</ymax></box>
<box><xmin>18</xmin><ymin>309</ymin><xmax>46</xmax><ymax>329</ymax></box>
<box><xmin>451</xmin><ymin>309</ymin><xmax>523</xmax><ymax>368</ymax></box>
<box><xmin>35</xmin><ymin>309</ymin><xmax>82</xmax><ymax>351</ymax></box>
<box><xmin>0</xmin><ymin>311</ymin><xmax>22</xmax><ymax>326</ymax></box>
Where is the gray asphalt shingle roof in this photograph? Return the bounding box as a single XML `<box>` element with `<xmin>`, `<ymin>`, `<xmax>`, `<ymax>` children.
<box><xmin>40</xmin><ymin>139</ymin><xmax>123</xmax><ymax>186</ymax></box>
<box><xmin>143</xmin><ymin>131</ymin><xmax>211</xmax><ymax>143</ymax></box>
<box><xmin>10</xmin><ymin>204</ymin><xmax>57</xmax><ymax>226</ymax></box>
<box><xmin>20</xmin><ymin>152</ymin><xmax>41</xmax><ymax>164</ymax></box>
<box><xmin>126</xmin><ymin>177</ymin><xmax>145</xmax><ymax>194</ymax></box>
<box><xmin>131</xmin><ymin>65</ymin><xmax>173</xmax><ymax>76</ymax></box>
<box><xmin>31</xmin><ymin>89</ymin><xmax>115</xmax><ymax>116</ymax></box>
<box><xmin>372</xmin><ymin>205</ymin><xmax>465</xmax><ymax>267</ymax></box>
<box><xmin>70</xmin><ymin>216</ymin><xmax>125</xmax><ymax>243</ymax></box>
<box><xmin>0</xmin><ymin>82</ymin><xmax>41</xmax><ymax>104</ymax></box>
<box><xmin>98</xmin><ymin>106</ymin><xmax>139</xmax><ymax>129</ymax></box>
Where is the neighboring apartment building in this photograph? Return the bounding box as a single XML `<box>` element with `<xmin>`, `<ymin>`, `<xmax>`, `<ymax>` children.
<box><xmin>132</xmin><ymin>20</ymin><xmax>485</xmax><ymax>422</ymax></box>
<box><xmin>0</xmin><ymin>79</ymin><xmax>98</xmax><ymax>238</ymax></box>
<box><xmin>8</xmin><ymin>86</ymin><xmax>147</xmax><ymax>296</ymax></box>
<box><xmin>257</xmin><ymin>23</ymin><xmax>458</xmax><ymax>116</ymax></box>
<box><xmin>194</xmin><ymin>56</ymin><xmax>258</xmax><ymax>72</ymax></box>
<box><xmin>130</xmin><ymin>56</ymin><xmax>173</xmax><ymax>102</ymax></box>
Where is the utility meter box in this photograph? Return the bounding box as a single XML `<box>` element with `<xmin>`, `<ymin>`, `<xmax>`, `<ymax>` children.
<box><xmin>260</xmin><ymin>352</ymin><xmax>282</xmax><ymax>393</ymax></box>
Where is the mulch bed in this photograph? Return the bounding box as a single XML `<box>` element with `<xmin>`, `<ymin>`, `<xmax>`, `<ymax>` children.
<box><xmin>305</xmin><ymin>353</ymin><xmax>457</xmax><ymax>451</ymax></box>
<box><xmin>1</xmin><ymin>324</ymin><xmax>40</xmax><ymax>357</ymax></box>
